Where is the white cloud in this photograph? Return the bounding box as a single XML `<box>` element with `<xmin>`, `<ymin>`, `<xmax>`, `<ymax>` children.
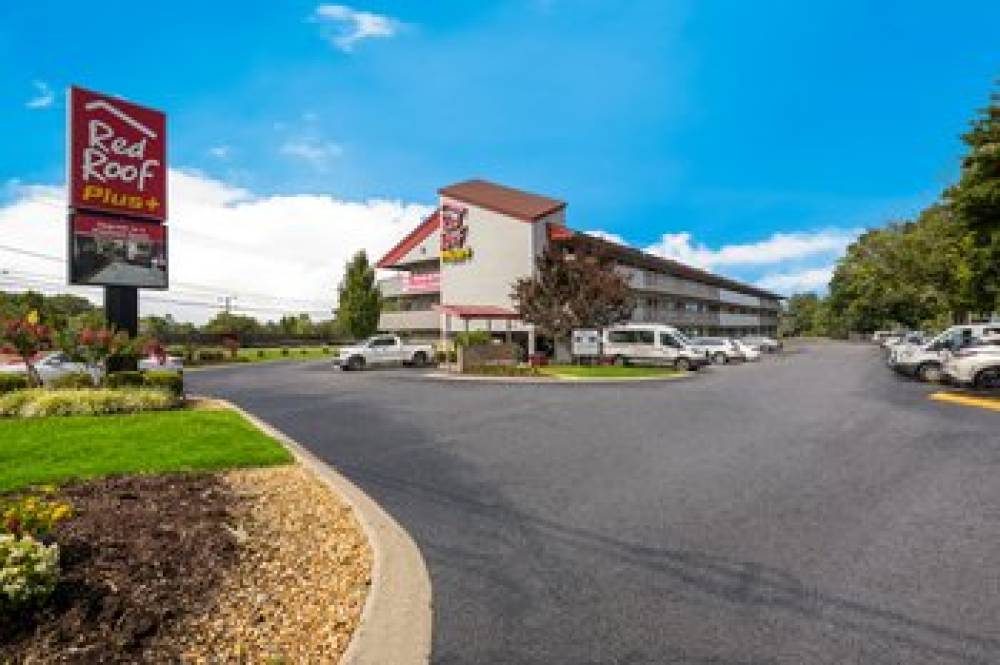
<box><xmin>312</xmin><ymin>4</ymin><xmax>402</xmax><ymax>52</ymax></box>
<box><xmin>0</xmin><ymin>169</ymin><xmax>432</xmax><ymax>323</ymax></box>
<box><xmin>644</xmin><ymin>229</ymin><xmax>859</xmax><ymax>269</ymax></box>
<box><xmin>25</xmin><ymin>80</ymin><xmax>54</xmax><ymax>109</ymax></box>
<box><xmin>208</xmin><ymin>145</ymin><xmax>231</xmax><ymax>159</ymax></box>
<box><xmin>585</xmin><ymin>230</ymin><xmax>628</xmax><ymax>245</ymax></box>
<box><xmin>755</xmin><ymin>266</ymin><xmax>835</xmax><ymax>294</ymax></box>
<box><xmin>280</xmin><ymin>139</ymin><xmax>344</xmax><ymax>170</ymax></box>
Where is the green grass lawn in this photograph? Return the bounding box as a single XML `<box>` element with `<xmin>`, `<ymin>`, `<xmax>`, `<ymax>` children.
<box><xmin>538</xmin><ymin>365</ymin><xmax>683</xmax><ymax>379</ymax></box>
<box><xmin>0</xmin><ymin>409</ymin><xmax>292</xmax><ymax>492</ymax></box>
<box><xmin>237</xmin><ymin>346</ymin><xmax>336</xmax><ymax>362</ymax></box>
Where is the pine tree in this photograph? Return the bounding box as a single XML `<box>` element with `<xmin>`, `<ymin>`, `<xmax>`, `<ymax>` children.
<box><xmin>336</xmin><ymin>250</ymin><xmax>382</xmax><ymax>340</ymax></box>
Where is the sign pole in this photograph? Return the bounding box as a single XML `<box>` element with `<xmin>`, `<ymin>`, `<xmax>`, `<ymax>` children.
<box><xmin>104</xmin><ymin>286</ymin><xmax>139</xmax><ymax>338</ymax></box>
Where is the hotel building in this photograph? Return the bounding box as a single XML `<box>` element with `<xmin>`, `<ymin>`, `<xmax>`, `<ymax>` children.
<box><xmin>376</xmin><ymin>179</ymin><xmax>781</xmax><ymax>352</ymax></box>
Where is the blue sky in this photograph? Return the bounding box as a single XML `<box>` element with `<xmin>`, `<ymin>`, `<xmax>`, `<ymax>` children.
<box><xmin>1</xmin><ymin>0</ymin><xmax>998</xmax><ymax>307</ymax></box>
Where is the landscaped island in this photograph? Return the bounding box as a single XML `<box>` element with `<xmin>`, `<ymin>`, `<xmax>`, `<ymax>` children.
<box><xmin>0</xmin><ymin>347</ymin><xmax>371</xmax><ymax>663</ymax></box>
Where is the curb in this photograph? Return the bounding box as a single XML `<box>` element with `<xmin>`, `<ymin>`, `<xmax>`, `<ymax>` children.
<box><xmin>414</xmin><ymin>371</ymin><xmax>694</xmax><ymax>385</ymax></box>
<box><xmin>204</xmin><ymin>398</ymin><xmax>433</xmax><ymax>665</ymax></box>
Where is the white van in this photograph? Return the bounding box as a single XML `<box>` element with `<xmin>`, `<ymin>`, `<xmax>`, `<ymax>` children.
<box><xmin>602</xmin><ymin>324</ymin><xmax>709</xmax><ymax>371</ymax></box>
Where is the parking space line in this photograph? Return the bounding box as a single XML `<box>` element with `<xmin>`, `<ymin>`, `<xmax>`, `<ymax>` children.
<box><xmin>928</xmin><ymin>391</ymin><xmax>1000</xmax><ymax>412</ymax></box>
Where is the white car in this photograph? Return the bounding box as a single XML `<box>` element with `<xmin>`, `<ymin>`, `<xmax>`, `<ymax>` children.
<box><xmin>0</xmin><ymin>351</ymin><xmax>101</xmax><ymax>386</ymax></box>
<box><xmin>732</xmin><ymin>339</ymin><xmax>761</xmax><ymax>361</ymax></box>
<box><xmin>336</xmin><ymin>334</ymin><xmax>434</xmax><ymax>371</ymax></box>
<box><xmin>138</xmin><ymin>354</ymin><xmax>184</xmax><ymax>372</ymax></box>
<box><xmin>691</xmin><ymin>337</ymin><xmax>742</xmax><ymax>364</ymax></box>
<box><xmin>742</xmin><ymin>336</ymin><xmax>782</xmax><ymax>353</ymax></box>
<box><xmin>602</xmin><ymin>324</ymin><xmax>709</xmax><ymax>371</ymax></box>
<box><xmin>942</xmin><ymin>336</ymin><xmax>1000</xmax><ymax>389</ymax></box>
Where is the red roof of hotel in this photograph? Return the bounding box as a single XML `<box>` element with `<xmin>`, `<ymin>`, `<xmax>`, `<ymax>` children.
<box><xmin>439</xmin><ymin>179</ymin><xmax>566</xmax><ymax>222</ymax></box>
<box><xmin>436</xmin><ymin>304</ymin><xmax>519</xmax><ymax>320</ymax></box>
<box><xmin>376</xmin><ymin>208</ymin><xmax>441</xmax><ymax>269</ymax></box>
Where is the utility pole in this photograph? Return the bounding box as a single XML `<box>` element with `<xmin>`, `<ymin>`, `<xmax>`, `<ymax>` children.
<box><xmin>219</xmin><ymin>295</ymin><xmax>237</xmax><ymax>314</ymax></box>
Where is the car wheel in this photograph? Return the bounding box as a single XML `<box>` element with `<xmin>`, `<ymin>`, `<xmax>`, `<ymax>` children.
<box><xmin>614</xmin><ymin>355</ymin><xmax>627</xmax><ymax>367</ymax></box>
<box><xmin>674</xmin><ymin>357</ymin><xmax>691</xmax><ymax>372</ymax></box>
<box><xmin>917</xmin><ymin>363</ymin><xmax>942</xmax><ymax>383</ymax></box>
<box><xmin>974</xmin><ymin>367</ymin><xmax>1000</xmax><ymax>390</ymax></box>
<box><xmin>347</xmin><ymin>356</ymin><xmax>365</xmax><ymax>372</ymax></box>
<box><xmin>712</xmin><ymin>352</ymin><xmax>727</xmax><ymax>365</ymax></box>
<box><xmin>412</xmin><ymin>351</ymin><xmax>428</xmax><ymax>367</ymax></box>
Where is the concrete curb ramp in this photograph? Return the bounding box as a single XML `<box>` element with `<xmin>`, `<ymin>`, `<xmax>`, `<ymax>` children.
<box><xmin>214</xmin><ymin>398</ymin><xmax>433</xmax><ymax>665</ymax></box>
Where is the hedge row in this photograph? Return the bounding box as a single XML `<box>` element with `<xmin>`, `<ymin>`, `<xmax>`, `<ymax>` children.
<box><xmin>0</xmin><ymin>388</ymin><xmax>180</xmax><ymax>418</ymax></box>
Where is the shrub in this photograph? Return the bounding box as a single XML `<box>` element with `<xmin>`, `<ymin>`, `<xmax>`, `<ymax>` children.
<box><xmin>322</xmin><ymin>346</ymin><xmax>332</xmax><ymax>355</ymax></box>
<box><xmin>0</xmin><ymin>534</ymin><xmax>59</xmax><ymax>613</ymax></box>
<box><xmin>143</xmin><ymin>370</ymin><xmax>184</xmax><ymax>397</ymax></box>
<box><xmin>2</xmin><ymin>495</ymin><xmax>73</xmax><ymax>539</ymax></box>
<box><xmin>166</xmin><ymin>344</ymin><xmax>187</xmax><ymax>359</ymax></box>
<box><xmin>465</xmin><ymin>365</ymin><xmax>541</xmax><ymax>377</ymax></box>
<box><xmin>196</xmin><ymin>348</ymin><xmax>227</xmax><ymax>363</ymax></box>
<box><xmin>0</xmin><ymin>390</ymin><xmax>39</xmax><ymax>416</ymax></box>
<box><xmin>300</xmin><ymin>348</ymin><xmax>309</xmax><ymax>355</ymax></box>
<box><xmin>47</xmin><ymin>371</ymin><xmax>95</xmax><ymax>390</ymax></box>
<box><xmin>0</xmin><ymin>374</ymin><xmax>27</xmax><ymax>395</ymax></box>
<box><xmin>434</xmin><ymin>350</ymin><xmax>458</xmax><ymax>364</ymax></box>
<box><xmin>257</xmin><ymin>349</ymin><xmax>266</xmax><ymax>359</ymax></box>
<box><xmin>454</xmin><ymin>331</ymin><xmax>492</xmax><ymax>348</ymax></box>
<box><xmin>280</xmin><ymin>347</ymin><xmax>290</xmax><ymax>357</ymax></box>
<box><xmin>104</xmin><ymin>371</ymin><xmax>144</xmax><ymax>389</ymax></box>
<box><xmin>0</xmin><ymin>388</ymin><xmax>178</xmax><ymax>418</ymax></box>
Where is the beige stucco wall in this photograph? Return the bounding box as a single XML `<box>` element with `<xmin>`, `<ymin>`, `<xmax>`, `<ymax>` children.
<box><xmin>440</xmin><ymin>198</ymin><xmax>544</xmax><ymax>310</ymax></box>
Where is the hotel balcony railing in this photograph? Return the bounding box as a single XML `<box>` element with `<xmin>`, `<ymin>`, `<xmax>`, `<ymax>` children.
<box><xmin>379</xmin><ymin>309</ymin><xmax>441</xmax><ymax>332</ymax></box>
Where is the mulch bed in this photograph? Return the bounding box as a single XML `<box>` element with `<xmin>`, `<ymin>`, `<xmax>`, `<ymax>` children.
<box><xmin>0</xmin><ymin>473</ymin><xmax>239</xmax><ymax>664</ymax></box>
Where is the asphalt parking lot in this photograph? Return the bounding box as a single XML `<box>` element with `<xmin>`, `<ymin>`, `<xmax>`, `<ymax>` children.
<box><xmin>190</xmin><ymin>343</ymin><xmax>1000</xmax><ymax>665</ymax></box>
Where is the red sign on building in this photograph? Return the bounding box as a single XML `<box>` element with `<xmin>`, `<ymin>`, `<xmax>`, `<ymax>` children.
<box><xmin>68</xmin><ymin>86</ymin><xmax>167</xmax><ymax>221</ymax></box>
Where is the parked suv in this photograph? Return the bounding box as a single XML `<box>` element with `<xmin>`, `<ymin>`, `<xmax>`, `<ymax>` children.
<box><xmin>889</xmin><ymin>324</ymin><xmax>1000</xmax><ymax>382</ymax></box>
<box><xmin>602</xmin><ymin>324</ymin><xmax>708</xmax><ymax>371</ymax></box>
<box><xmin>942</xmin><ymin>335</ymin><xmax>1000</xmax><ymax>389</ymax></box>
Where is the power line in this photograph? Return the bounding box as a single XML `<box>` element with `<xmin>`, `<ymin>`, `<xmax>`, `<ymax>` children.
<box><xmin>0</xmin><ymin>272</ymin><xmax>332</xmax><ymax>316</ymax></box>
<box><xmin>0</xmin><ymin>243</ymin><xmax>334</xmax><ymax>308</ymax></box>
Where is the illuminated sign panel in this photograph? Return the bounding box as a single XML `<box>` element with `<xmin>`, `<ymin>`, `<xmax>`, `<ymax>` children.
<box><xmin>68</xmin><ymin>86</ymin><xmax>167</xmax><ymax>221</ymax></box>
<box><xmin>69</xmin><ymin>213</ymin><xmax>168</xmax><ymax>289</ymax></box>
<box><xmin>441</xmin><ymin>204</ymin><xmax>472</xmax><ymax>263</ymax></box>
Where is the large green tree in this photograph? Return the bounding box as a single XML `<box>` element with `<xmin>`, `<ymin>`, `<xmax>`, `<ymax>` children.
<box><xmin>336</xmin><ymin>250</ymin><xmax>382</xmax><ymax>340</ymax></box>
<box><xmin>946</xmin><ymin>85</ymin><xmax>1000</xmax><ymax>315</ymax></box>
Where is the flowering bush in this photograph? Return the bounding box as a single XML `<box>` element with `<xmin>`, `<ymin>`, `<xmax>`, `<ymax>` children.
<box><xmin>76</xmin><ymin>327</ymin><xmax>130</xmax><ymax>369</ymax></box>
<box><xmin>0</xmin><ymin>534</ymin><xmax>59</xmax><ymax>613</ymax></box>
<box><xmin>2</xmin><ymin>494</ymin><xmax>73</xmax><ymax>539</ymax></box>
<box><xmin>0</xmin><ymin>312</ymin><xmax>52</xmax><ymax>388</ymax></box>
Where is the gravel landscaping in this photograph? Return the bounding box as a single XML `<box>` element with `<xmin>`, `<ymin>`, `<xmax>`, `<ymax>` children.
<box><xmin>0</xmin><ymin>466</ymin><xmax>371</xmax><ymax>663</ymax></box>
<box><xmin>175</xmin><ymin>465</ymin><xmax>372</xmax><ymax>663</ymax></box>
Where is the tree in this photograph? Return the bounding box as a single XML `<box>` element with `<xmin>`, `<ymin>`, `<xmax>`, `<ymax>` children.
<box><xmin>336</xmin><ymin>250</ymin><xmax>381</xmax><ymax>340</ymax></box>
<box><xmin>203</xmin><ymin>312</ymin><xmax>260</xmax><ymax>337</ymax></box>
<box><xmin>0</xmin><ymin>311</ymin><xmax>51</xmax><ymax>387</ymax></box>
<box><xmin>511</xmin><ymin>245</ymin><xmax>634</xmax><ymax>356</ymax></box>
<box><xmin>945</xmin><ymin>84</ymin><xmax>1000</xmax><ymax>315</ymax></box>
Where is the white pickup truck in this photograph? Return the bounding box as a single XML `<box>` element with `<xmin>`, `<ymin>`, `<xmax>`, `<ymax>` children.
<box><xmin>336</xmin><ymin>335</ymin><xmax>434</xmax><ymax>371</ymax></box>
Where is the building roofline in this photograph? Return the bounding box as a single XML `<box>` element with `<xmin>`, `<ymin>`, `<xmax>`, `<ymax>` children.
<box><xmin>551</xmin><ymin>226</ymin><xmax>784</xmax><ymax>301</ymax></box>
<box><xmin>376</xmin><ymin>209</ymin><xmax>441</xmax><ymax>269</ymax></box>
<box><xmin>438</xmin><ymin>179</ymin><xmax>566</xmax><ymax>223</ymax></box>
